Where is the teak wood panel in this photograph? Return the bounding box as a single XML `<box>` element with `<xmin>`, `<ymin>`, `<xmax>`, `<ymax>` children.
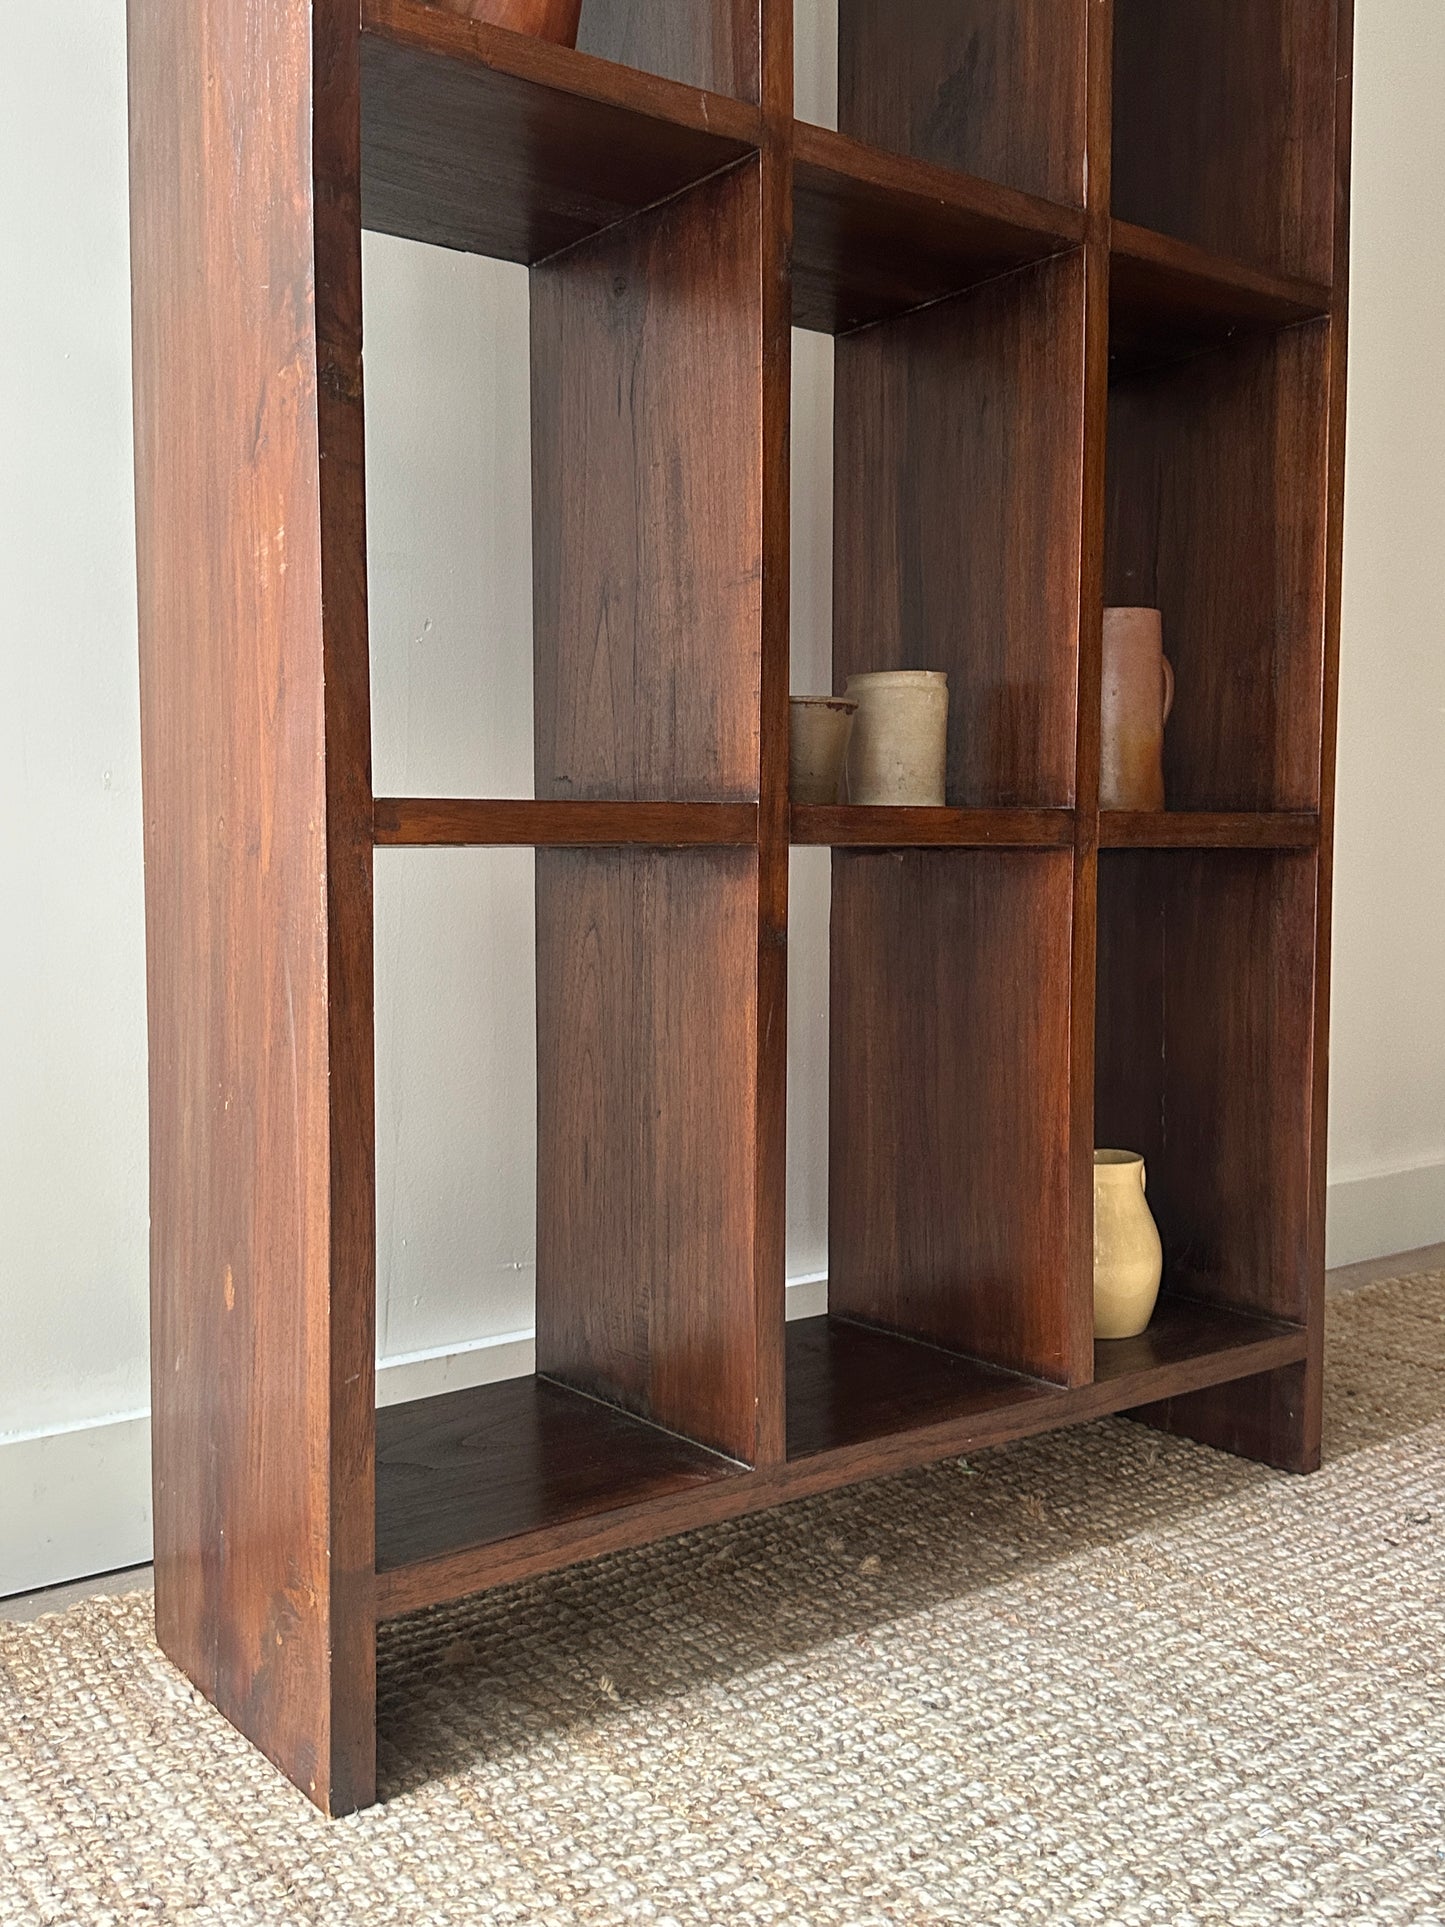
<box><xmin>1108</xmin><ymin>220</ymin><xmax>1330</xmax><ymax>380</ymax></box>
<box><xmin>128</xmin><ymin>0</ymin><xmax>376</xmax><ymax>1815</ymax></box>
<box><xmin>833</xmin><ymin>255</ymin><xmax>1085</xmax><ymax>810</ymax></box>
<box><xmin>531</xmin><ymin>164</ymin><xmax>763</xmax><ymax>804</ymax></box>
<box><xmin>375</xmin><ymin>1297</ymin><xmax>1305</xmax><ymax>1616</ymax></box>
<box><xmin>1106</xmin><ymin>324</ymin><xmax>1330</xmax><ymax>812</ymax></box>
<box><xmin>578</xmin><ymin>0</ymin><xmax>759</xmax><ymax>103</ymax></box>
<box><xmin>1095</xmin><ymin>851</ymin><xmax>1319</xmax><ymax>1327</ymax></box>
<box><xmin>1112</xmin><ymin>0</ymin><xmax>1338</xmax><ymax>283</ymax></box>
<box><xmin>790</xmin><ymin>125</ymin><xmax>1085</xmax><ymax>337</ymax></box>
<box><xmin>358</xmin><ymin>3</ymin><xmax>758</xmax><ymax>262</ymax></box>
<box><xmin>828</xmin><ymin>851</ymin><xmax>1079</xmax><ymax>1384</ymax></box>
<box><xmin>838</xmin><ymin>0</ymin><xmax>1088</xmax><ymax>208</ymax></box>
<box><xmin>376</xmin><ymin>1373</ymin><xmax>738</xmax><ymax>1572</ymax></box>
<box><xmin>534</xmin><ymin>848</ymin><xmax>763</xmax><ymax>1463</ymax></box>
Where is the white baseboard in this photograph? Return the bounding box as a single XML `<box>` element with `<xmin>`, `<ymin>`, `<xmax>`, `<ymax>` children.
<box><xmin>1326</xmin><ymin>1158</ymin><xmax>1445</xmax><ymax>1269</ymax></box>
<box><xmin>1</xmin><ymin>1273</ymin><xmax>833</xmax><ymax>1599</ymax></box>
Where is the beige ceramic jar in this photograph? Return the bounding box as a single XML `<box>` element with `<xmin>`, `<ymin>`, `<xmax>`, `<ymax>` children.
<box><xmin>1093</xmin><ymin>1149</ymin><xmax>1163</xmax><ymax>1339</ymax></box>
<box><xmin>844</xmin><ymin>670</ymin><xmax>948</xmax><ymax>806</ymax></box>
<box><xmin>790</xmin><ymin>696</ymin><xmax>857</xmax><ymax>804</ymax></box>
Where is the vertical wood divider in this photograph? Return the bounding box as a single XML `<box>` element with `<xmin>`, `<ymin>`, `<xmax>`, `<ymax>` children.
<box><xmin>752</xmin><ymin>0</ymin><xmax>795</xmax><ymax>1467</ymax></box>
<box><xmin>1070</xmin><ymin>0</ymin><xmax>1114</xmax><ymax>1383</ymax></box>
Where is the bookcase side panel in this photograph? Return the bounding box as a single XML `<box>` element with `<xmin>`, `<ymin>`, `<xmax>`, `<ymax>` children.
<box><xmin>128</xmin><ymin>0</ymin><xmax>376</xmax><ymax>1815</ymax></box>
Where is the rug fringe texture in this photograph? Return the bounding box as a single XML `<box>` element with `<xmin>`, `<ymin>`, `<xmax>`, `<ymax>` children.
<box><xmin>2</xmin><ymin>1272</ymin><xmax>1443</xmax><ymax>1925</ymax></box>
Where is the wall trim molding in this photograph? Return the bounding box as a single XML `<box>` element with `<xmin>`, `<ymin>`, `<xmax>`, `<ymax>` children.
<box><xmin>1325</xmin><ymin>1157</ymin><xmax>1445</xmax><ymax>1270</ymax></box>
<box><xmin>1</xmin><ymin>1273</ymin><xmax>833</xmax><ymax>1598</ymax></box>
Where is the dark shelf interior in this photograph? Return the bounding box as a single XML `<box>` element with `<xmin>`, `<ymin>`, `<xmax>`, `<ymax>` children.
<box><xmin>787</xmin><ymin>1298</ymin><xmax>1307</xmax><ymax>1463</ymax></box>
<box><xmin>1109</xmin><ymin>220</ymin><xmax>1330</xmax><ymax>379</ymax></box>
<box><xmin>376</xmin><ymin>1372</ymin><xmax>740</xmax><ymax>1573</ymax></box>
<box><xmin>1106</xmin><ymin>321</ymin><xmax>1330</xmax><ymax>813</ymax></box>
<box><xmin>359</xmin><ymin>0</ymin><xmax>759</xmax><ymax>261</ymax></box>
<box><xmin>1097</xmin><ymin>849</ymin><xmax>1320</xmax><ymax>1326</ymax></box>
<box><xmin>792</xmin><ymin>122</ymin><xmax>1082</xmax><ymax>336</ymax></box>
<box><xmin>1111</xmin><ymin>0</ymin><xmax>1339</xmax><ymax>284</ymax></box>
<box><xmin>786</xmin><ymin>1317</ymin><xmax>1050</xmax><ymax>1460</ymax></box>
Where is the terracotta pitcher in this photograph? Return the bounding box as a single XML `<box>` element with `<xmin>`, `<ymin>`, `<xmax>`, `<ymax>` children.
<box><xmin>1101</xmin><ymin>608</ymin><xmax>1174</xmax><ymax>811</ymax></box>
<box><xmin>430</xmin><ymin>0</ymin><xmax>583</xmax><ymax>44</ymax></box>
<box><xmin>1094</xmin><ymin>1150</ymin><xmax>1163</xmax><ymax>1339</ymax></box>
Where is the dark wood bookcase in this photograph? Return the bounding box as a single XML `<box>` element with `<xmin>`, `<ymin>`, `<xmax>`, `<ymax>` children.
<box><xmin>127</xmin><ymin>0</ymin><xmax>1354</xmax><ymax>1812</ymax></box>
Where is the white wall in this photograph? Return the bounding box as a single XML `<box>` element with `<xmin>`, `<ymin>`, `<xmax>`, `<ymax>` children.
<box><xmin>1</xmin><ymin>0</ymin><xmax>1441</xmax><ymax>1594</ymax></box>
<box><xmin>1326</xmin><ymin>0</ymin><xmax>1445</xmax><ymax>1265</ymax></box>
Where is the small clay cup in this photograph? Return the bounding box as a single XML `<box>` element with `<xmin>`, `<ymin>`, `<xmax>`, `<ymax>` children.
<box><xmin>790</xmin><ymin>697</ymin><xmax>858</xmax><ymax>805</ymax></box>
<box><xmin>1101</xmin><ymin>607</ymin><xmax>1175</xmax><ymax>811</ymax></box>
<box><xmin>844</xmin><ymin>670</ymin><xmax>948</xmax><ymax>807</ymax></box>
<box><xmin>430</xmin><ymin>0</ymin><xmax>583</xmax><ymax>45</ymax></box>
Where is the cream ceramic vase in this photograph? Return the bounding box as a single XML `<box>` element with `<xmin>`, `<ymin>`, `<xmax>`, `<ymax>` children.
<box><xmin>844</xmin><ymin>670</ymin><xmax>948</xmax><ymax>807</ymax></box>
<box><xmin>1093</xmin><ymin>1150</ymin><xmax>1163</xmax><ymax>1339</ymax></box>
<box><xmin>790</xmin><ymin>696</ymin><xmax>857</xmax><ymax>804</ymax></box>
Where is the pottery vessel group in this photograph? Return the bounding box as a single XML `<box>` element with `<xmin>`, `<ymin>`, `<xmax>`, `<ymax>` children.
<box><xmin>1101</xmin><ymin>607</ymin><xmax>1174</xmax><ymax>812</ymax></box>
<box><xmin>1093</xmin><ymin>1149</ymin><xmax>1163</xmax><ymax>1339</ymax></box>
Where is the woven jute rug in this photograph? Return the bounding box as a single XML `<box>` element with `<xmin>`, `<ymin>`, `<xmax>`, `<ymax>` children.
<box><xmin>3</xmin><ymin>1274</ymin><xmax>1443</xmax><ymax>1927</ymax></box>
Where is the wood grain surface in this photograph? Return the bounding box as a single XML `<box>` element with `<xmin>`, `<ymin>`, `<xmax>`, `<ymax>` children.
<box><xmin>360</xmin><ymin>0</ymin><xmax>759</xmax><ymax>260</ymax></box>
<box><xmin>374</xmin><ymin>1296</ymin><xmax>1306</xmax><ymax>1617</ymax></box>
<box><xmin>838</xmin><ymin>0</ymin><xmax>1088</xmax><ymax>206</ymax></box>
<box><xmin>792</xmin><ymin>123</ymin><xmax>1082</xmax><ymax>336</ymax></box>
<box><xmin>1112</xmin><ymin>0</ymin><xmax>1338</xmax><ymax>282</ymax></box>
<box><xmin>129</xmin><ymin>0</ymin><xmax>376</xmax><ymax>1815</ymax></box>
<box><xmin>531</xmin><ymin>162</ymin><xmax>763</xmax><ymax>803</ymax></box>
<box><xmin>828</xmin><ymin>852</ymin><xmax>1078</xmax><ymax>1384</ymax></box>
<box><xmin>535</xmin><ymin>850</ymin><xmax>762</xmax><ymax>1462</ymax></box>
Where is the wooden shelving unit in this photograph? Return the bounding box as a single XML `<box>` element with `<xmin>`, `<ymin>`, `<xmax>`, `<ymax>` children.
<box><xmin>127</xmin><ymin>0</ymin><xmax>1354</xmax><ymax>1813</ymax></box>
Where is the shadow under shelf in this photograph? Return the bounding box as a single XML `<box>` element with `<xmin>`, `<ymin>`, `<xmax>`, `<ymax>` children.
<box><xmin>360</xmin><ymin>0</ymin><xmax>761</xmax><ymax>262</ymax></box>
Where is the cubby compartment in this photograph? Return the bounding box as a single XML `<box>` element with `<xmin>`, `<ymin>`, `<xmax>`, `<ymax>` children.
<box><xmin>1112</xmin><ymin>0</ymin><xmax>1339</xmax><ymax>284</ymax></box>
<box><xmin>361</xmin><ymin>0</ymin><xmax>760</xmax><ymax>269</ymax></box>
<box><xmin>374</xmin><ymin>844</ymin><xmax>761</xmax><ymax>1613</ymax></box>
<box><xmin>785</xmin><ymin>847</ymin><xmax>1084</xmax><ymax>1463</ymax></box>
<box><xmin>788</xmin><ymin>251</ymin><xmax>1086</xmax><ymax>834</ymax></box>
<box><xmin>364</xmin><ymin>146</ymin><xmax>765</xmax><ymax>825</ymax></box>
<box><xmin>1096</xmin><ymin>848</ymin><xmax>1319</xmax><ymax>1328</ymax></box>
<box><xmin>798</xmin><ymin>0</ymin><xmax>1087</xmax><ymax>207</ymax></box>
<box><xmin>1105</xmin><ymin>321</ymin><xmax>1331</xmax><ymax>818</ymax></box>
<box><xmin>791</xmin><ymin>2</ymin><xmax>1087</xmax><ymax>335</ymax></box>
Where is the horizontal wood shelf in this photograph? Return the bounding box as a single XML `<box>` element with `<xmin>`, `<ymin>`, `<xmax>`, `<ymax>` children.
<box><xmin>1110</xmin><ymin>220</ymin><xmax>1331</xmax><ymax>377</ymax></box>
<box><xmin>1098</xmin><ymin>812</ymin><xmax>1320</xmax><ymax>850</ymax></box>
<box><xmin>373</xmin><ymin>1298</ymin><xmax>1305</xmax><ymax>1619</ymax></box>
<box><xmin>374</xmin><ymin>798</ymin><xmax>760</xmax><ymax>847</ymax></box>
<box><xmin>359</xmin><ymin>0</ymin><xmax>760</xmax><ymax>261</ymax></box>
<box><xmin>791</xmin><ymin>805</ymin><xmax>1075</xmax><ymax>849</ymax></box>
<box><xmin>793</xmin><ymin>122</ymin><xmax>1083</xmax><ymax>335</ymax></box>
<box><xmin>376</xmin><ymin>1374</ymin><xmax>741</xmax><ymax>1579</ymax></box>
